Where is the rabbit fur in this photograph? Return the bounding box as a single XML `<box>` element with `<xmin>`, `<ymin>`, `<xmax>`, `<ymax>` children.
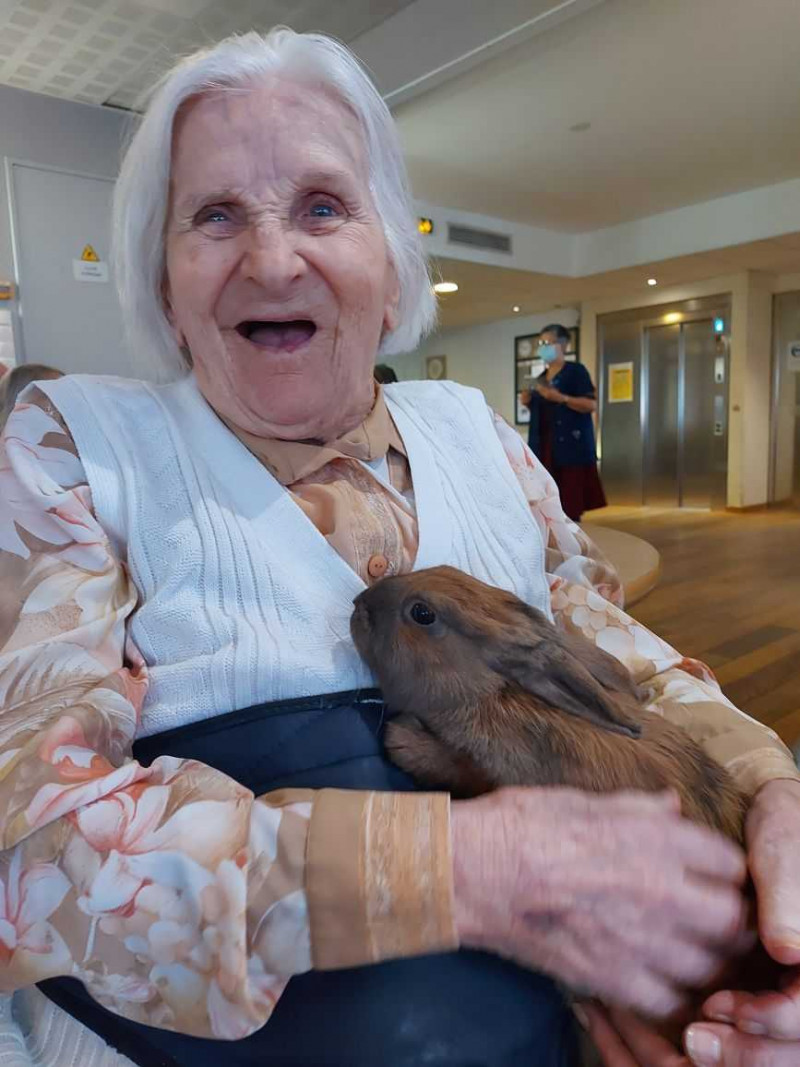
<box><xmin>350</xmin><ymin>565</ymin><xmax>745</xmax><ymax>842</ymax></box>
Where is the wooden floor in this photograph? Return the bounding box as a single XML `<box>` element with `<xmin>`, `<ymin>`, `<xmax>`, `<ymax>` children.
<box><xmin>588</xmin><ymin>506</ymin><xmax>800</xmax><ymax>750</ymax></box>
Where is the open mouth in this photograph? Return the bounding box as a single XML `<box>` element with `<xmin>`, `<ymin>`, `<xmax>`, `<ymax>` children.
<box><xmin>235</xmin><ymin>319</ymin><xmax>317</xmax><ymax>352</ymax></box>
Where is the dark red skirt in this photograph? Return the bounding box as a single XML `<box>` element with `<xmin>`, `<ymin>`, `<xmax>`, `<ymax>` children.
<box><xmin>552</xmin><ymin>464</ymin><xmax>607</xmax><ymax>523</ymax></box>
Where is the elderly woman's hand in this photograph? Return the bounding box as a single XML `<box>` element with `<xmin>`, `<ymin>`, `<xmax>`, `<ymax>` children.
<box><xmin>574</xmin><ymin>779</ymin><xmax>800</xmax><ymax>1067</ymax></box>
<box><xmin>678</xmin><ymin>778</ymin><xmax>800</xmax><ymax>1066</ymax></box>
<box><xmin>450</xmin><ymin>787</ymin><xmax>748</xmax><ymax>1019</ymax></box>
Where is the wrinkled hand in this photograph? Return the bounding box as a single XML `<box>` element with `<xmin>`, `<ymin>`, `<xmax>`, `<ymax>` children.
<box><xmin>685</xmin><ymin>778</ymin><xmax>800</xmax><ymax>1065</ymax></box>
<box><xmin>585</xmin><ymin>779</ymin><xmax>800</xmax><ymax>1066</ymax></box>
<box><xmin>450</xmin><ymin>788</ymin><xmax>747</xmax><ymax>1019</ymax></box>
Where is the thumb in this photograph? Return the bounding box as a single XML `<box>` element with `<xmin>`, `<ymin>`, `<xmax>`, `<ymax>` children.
<box><xmin>686</xmin><ymin>1022</ymin><xmax>800</xmax><ymax>1067</ymax></box>
<box><xmin>750</xmin><ymin>830</ymin><xmax>800</xmax><ymax>965</ymax></box>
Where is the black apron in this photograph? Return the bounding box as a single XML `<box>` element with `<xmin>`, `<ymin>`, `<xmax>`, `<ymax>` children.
<box><xmin>40</xmin><ymin>690</ymin><xmax>578</xmax><ymax>1066</ymax></box>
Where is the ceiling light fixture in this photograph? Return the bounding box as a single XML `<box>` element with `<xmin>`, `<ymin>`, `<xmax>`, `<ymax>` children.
<box><xmin>433</xmin><ymin>281</ymin><xmax>459</xmax><ymax>294</ymax></box>
<box><xmin>647</xmin><ymin>278</ymin><xmax>658</xmax><ymax>286</ymax></box>
<box><xmin>512</xmin><ymin>305</ymin><xmax>521</xmax><ymax>313</ymax></box>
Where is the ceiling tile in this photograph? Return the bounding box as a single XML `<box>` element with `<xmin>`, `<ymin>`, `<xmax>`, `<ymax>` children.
<box><xmin>0</xmin><ymin>0</ymin><xmax>416</xmax><ymax>116</ymax></box>
<box><xmin>2</xmin><ymin>26</ymin><xmax>30</xmax><ymax>43</ymax></box>
<box><xmin>97</xmin><ymin>17</ymin><xmax>130</xmax><ymax>34</ymax></box>
<box><xmin>72</xmin><ymin>47</ymin><xmax>103</xmax><ymax>65</ymax></box>
<box><xmin>9</xmin><ymin>9</ymin><xmax>38</xmax><ymax>28</ymax></box>
<box><xmin>120</xmin><ymin>42</ymin><xmax>147</xmax><ymax>60</ymax></box>
<box><xmin>26</xmin><ymin>49</ymin><xmax>56</xmax><ymax>64</ymax></box>
<box><xmin>49</xmin><ymin>23</ymin><xmax>80</xmax><ymax>39</ymax></box>
<box><xmin>29</xmin><ymin>37</ymin><xmax>62</xmax><ymax>54</ymax></box>
<box><xmin>62</xmin><ymin>5</ymin><xmax>94</xmax><ymax>24</ymax></box>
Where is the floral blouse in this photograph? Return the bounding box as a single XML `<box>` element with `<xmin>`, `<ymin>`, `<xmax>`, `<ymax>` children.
<box><xmin>0</xmin><ymin>382</ymin><xmax>796</xmax><ymax>1045</ymax></box>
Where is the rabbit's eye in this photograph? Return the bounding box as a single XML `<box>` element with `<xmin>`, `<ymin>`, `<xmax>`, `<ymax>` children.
<box><xmin>410</xmin><ymin>602</ymin><xmax>437</xmax><ymax>626</ymax></box>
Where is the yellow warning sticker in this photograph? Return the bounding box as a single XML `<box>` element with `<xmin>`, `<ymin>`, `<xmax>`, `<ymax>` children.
<box><xmin>80</xmin><ymin>244</ymin><xmax>100</xmax><ymax>262</ymax></box>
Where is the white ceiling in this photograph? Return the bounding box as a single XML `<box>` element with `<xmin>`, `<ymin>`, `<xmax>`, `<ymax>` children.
<box><xmin>0</xmin><ymin>0</ymin><xmax>414</xmax><ymax>109</ymax></box>
<box><xmin>395</xmin><ymin>0</ymin><xmax>800</xmax><ymax>231</ymax></box>
<box><xmin>3</xmin><ymin>0</ymin><xmax>800</xmax><ymax>247</ymax></box>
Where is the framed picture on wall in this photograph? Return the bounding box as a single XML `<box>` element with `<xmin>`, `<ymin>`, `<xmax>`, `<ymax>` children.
<box><xmin>513</xmin><ymin>327</ymin><xmax>580</xmax><ymax>426</ymax></box>
<box><xmin>425</xmin><ymin>354</ymin><xmax>447</xmax><ymax>381</ymax></box>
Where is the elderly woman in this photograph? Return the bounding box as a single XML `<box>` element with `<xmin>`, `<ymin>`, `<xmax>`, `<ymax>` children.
<box><xmin>1</xmin><ymin>29</ymin><xmax>799</xmax><ymax>1067</ymax></box>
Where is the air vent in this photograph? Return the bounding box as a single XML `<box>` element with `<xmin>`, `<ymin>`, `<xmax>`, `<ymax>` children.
<box><xmin>447</xmin><ymin>223</ymin><xmax>512</xmax><ymax>254</ymax></box>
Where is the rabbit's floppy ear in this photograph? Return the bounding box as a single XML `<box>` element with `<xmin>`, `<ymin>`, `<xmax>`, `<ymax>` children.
<box><xmin>492</xmin><ymin>626</ymin><xmax>643</xmax><ymax>738</ymax></box>
<box><xmin>557</xmin><ymin>629</ymin><xmax>647</xmax><ymax>702</ymax></box>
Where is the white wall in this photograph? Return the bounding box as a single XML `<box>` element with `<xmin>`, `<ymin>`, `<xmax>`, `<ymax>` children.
<box><xmin>0</xmin><ymin>84</ymin><xmax>127</xmax><ymax>285</ymax></box>
<box><xmin>392</xmin><ymin>307</ymin><xmax>579</xmax><ymax>426</ymax></box>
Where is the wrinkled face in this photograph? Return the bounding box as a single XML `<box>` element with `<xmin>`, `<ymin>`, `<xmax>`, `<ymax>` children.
<box><xmin>165</xmin><ymin>78</ymin><xmax>400</xmax><ymax>441</ymax></box>
<box><xmin>351</xmin><ymin>566</ymin><xmax>533</xmax><ymax>713</ymax></box>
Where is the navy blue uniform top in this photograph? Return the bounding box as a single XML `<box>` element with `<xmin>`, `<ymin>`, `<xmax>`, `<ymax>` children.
<box><xmin>527</xmin><ymin>361</ymin><xmax>598</xmax><ymax>467</ymax></box>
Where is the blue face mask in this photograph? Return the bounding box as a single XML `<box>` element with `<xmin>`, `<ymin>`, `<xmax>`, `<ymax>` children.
<box><xmin>539</xmin><ymin>343</ymin><xmax>560</xmax><ymax>363</ymax></box>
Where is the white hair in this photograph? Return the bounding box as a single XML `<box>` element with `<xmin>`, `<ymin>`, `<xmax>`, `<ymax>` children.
<box><xmin>113</xmin><ymin>28</ymin><xmax>436</xmax><ymax>382</ymax></box>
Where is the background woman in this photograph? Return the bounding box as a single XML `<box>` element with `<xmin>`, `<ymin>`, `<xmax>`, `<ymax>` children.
<box><xmin>522</xmin><ymin>323</ymin><xmax>606</xmax><ymax>522</ymax></box>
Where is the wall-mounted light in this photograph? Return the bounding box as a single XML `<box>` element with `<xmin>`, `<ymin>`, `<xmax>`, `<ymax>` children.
<box><xmin>433</xmin><ymin>281</ymin><xmax>458</xmax><ymax>294</ymax></box>
<box><xmin>647</xmin><ymin>278</ymin><xmax>658</xmax><ymax>287</ymax></box>
<box><xmin>664</xmin><ymin>312</ymin><xmax>682</xmax><ymax>324</ymax></box>
<box><xmin>512</xmin><ymin>305</ymin><xmax>521</xmax><ymax>313</ymax></box>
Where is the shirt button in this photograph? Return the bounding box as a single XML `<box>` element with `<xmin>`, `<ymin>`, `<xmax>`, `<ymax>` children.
<box><xmin>367</xmin><ymin>553</ymin><xmax>389</xmax><ymax>579</ymax></box>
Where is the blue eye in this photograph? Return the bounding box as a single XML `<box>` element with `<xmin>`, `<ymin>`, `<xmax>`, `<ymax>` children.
<box><xmin>203</xmin><ymin>209</ymin><xmax>229</xmax><ymax>223</ymax></box>
<box><xmin>309</xmin><ymin>202</ymin><xmax>338</xmax><ymax>218</ymax></box>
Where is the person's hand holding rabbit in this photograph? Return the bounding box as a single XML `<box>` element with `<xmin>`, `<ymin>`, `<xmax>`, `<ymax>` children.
<box><xmin>583</xmin><ymin>778</ymin><xmax>800</xmax><ymax>1067</ymax></box>
<box><xmin>449</xmin><ymin>787</ymin><xmax>746</xmax><ymax>1019</ymax></box>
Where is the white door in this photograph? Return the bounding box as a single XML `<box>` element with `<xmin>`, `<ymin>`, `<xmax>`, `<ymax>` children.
<box><xmin>7</xmin><ymin>160</ymin><xmax>132</xmax><ymax>377</ymax></box>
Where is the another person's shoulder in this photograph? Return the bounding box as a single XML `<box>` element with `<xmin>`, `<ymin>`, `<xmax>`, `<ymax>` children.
<box><xmin>562</xmin><ymin>361</ymin><xmax>594</xmax><ymax>392</ymax></box>
<box><xmin>565</xmin><ymin>360</ymin><xmax>592</xmax><ymax>382</ymax></box>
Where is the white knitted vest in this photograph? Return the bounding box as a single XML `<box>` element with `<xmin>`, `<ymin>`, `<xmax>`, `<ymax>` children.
<box><xmin>41</xmin><ymin>375</ymin><xmax>550</xmax><ymax>737</ymax></box>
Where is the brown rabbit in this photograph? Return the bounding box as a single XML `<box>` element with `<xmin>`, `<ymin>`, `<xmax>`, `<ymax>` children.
<box><xmin>350</xmin><ymin>565</ymin><xmax>745</xmax><ymax>841</ymax></box>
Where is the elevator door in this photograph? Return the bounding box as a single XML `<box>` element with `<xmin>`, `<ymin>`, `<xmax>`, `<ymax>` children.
<box><xmin>643</xmin><ymin>319</ymin><xmax>727</xmax><ymax>508</ymax></box>
<box><xmin>644</xmin><ymin>325</ymin><xmax>680</xmax><ymax>506</ymax></box>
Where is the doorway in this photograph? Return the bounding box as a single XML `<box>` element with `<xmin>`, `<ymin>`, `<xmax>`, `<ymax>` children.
<box><xmin>599</xmin><ymin>297</ymin><xmax>730</xmax><ymax>509</ymax></box>
<box><xmin>6</xmin><ymin>160</ymin><xmax>131</xmax><ymax>377</ymax></box>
